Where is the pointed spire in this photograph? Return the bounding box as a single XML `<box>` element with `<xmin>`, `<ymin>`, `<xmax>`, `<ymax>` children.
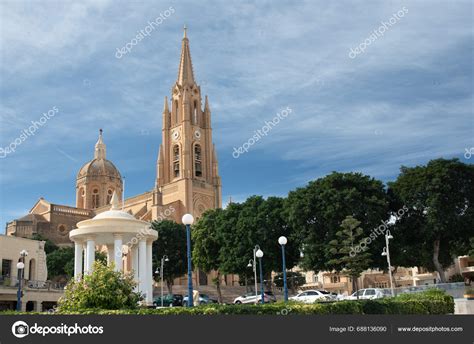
<box><xmin>94</xmin><ymin>129</ymin><xmax>106</xmax><ymax>159</ymax></box>
<box><xmin>177</xmin><ymin>26</ymin><xmax>195</xmax><ymax>86</ymax></box>
<box><xmin>110</xmin><ymin>190</ymin><xmax>119</xmax><ymax>210</ymax></box>
<box><xmin>204</xmin><ymin>95</ymin><xmax>210</xmax><ymax>112</ymax></box>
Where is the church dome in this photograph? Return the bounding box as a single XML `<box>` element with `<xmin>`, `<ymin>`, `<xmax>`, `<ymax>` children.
<box><xmin>77</xmin><ymin>158</ymin><xmax>121</xmax><ymax>180</ymax></box>
<box><xmin>76</xmin><ymin>129</ymin><xmax>122</xmax><ymax>181</ymax></box>
<box><xmin>75</xmin><ymin>129</ymin><xmax>123</xmax><ymax>210</ymax></box>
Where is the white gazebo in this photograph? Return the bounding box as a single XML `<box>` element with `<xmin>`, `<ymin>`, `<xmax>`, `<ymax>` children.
<box><xmin>69</xmin><ymin>192</ymin><xmax>158</xmax><ymax>304</ymax></box>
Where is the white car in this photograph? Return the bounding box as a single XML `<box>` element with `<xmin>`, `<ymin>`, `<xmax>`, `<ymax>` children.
<box><xmin>344</xmin><ymin>288</ymin><xmax>387</xmax><ymax>300</ymax></box>
<box><xmin>233</xmin><ymin>292</ymin><xmax>276</xmax><ymax>304</ymax></box>
<box><xmin>289</xmin><ymin>290</ymin><xmax>333</xmax><ymax>303</ymax></box>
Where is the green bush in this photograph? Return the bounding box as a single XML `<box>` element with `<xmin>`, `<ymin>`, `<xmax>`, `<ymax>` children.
<box><xmin>57</xmin><ymin>261</ymin><xmax>141</xmax><ymax>312</ymax></box>
<box><xmin>2</xmin><ymin>290</ymin><xmax>453</xmax><ymax>315</ymax></box>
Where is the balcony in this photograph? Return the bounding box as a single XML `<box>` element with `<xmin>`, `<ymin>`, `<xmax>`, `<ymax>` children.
<box><xmin>0</xmin><ymin>276</ymin><xmax>66</xmax><ymax>291</ymax></box>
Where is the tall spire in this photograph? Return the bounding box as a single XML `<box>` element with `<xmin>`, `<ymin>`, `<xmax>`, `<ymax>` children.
<box><xmin>177</xmin><ymin>25</ymin><xmax>195</xmax><ymax>86</ymax></box>
<box><xmin>94</xmin><ymin>128</ymin><xmax>106</xmax><ymax>159</ymax></box>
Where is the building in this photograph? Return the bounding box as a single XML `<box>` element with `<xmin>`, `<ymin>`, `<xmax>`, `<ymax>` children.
<box><xmin>0</xmin><ymin>235</ymin><xmax>63</xmax><ymax>311</ymax></box>
<box><xmin>5</xmin><ymin>28</ymin><xmax>226</xmax><ymax>288</ymax></box>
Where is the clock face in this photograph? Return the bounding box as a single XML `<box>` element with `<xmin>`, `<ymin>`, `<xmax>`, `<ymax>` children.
<box><xmin>172</xmin><ymin>130</ymin><xmax>180</xmax><ymax>141</ymax></box>
<box><xmin>194</xmin><ymin>130</ymin><xmax>201</xmax><ymax>140</ymax></box>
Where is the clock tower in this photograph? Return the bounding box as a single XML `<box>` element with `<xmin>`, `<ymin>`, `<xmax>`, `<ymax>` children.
<box><xmin>153</xmin><ymin>27</ymin><xmax>222</xmax><ymax>221</ymax></box>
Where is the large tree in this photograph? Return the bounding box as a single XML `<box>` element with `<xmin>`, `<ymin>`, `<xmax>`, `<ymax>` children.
<box><xmin>217</xmin><ymin>196</ymin><xmax>299</xmax><ymax>285</ymax></box>
<box><xmin>388</xmin><ymin>158</ymin><xmax>474</xmax><ymax>282</ymax></box>
<box><xmin>192</xmin><ymin>208</ymin><xmax>225</xmax><ymax>302</ymax></box>
<box><xmin>286</xmin><ymin>172</ymin><xmax>389</xmax><ymax>273</ymax></box>
<box><xmin>151</xmin><ymin>220</ymin><xmax>187</xmax><ymax>293</ymax></box>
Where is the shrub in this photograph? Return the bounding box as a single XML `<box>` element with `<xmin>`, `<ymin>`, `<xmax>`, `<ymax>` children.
<box><xmin>57</xmin><ymin>261</ymin><xmax>141</xmax><ymax>312</ymax></box>
<box><xmin>3</xmin><ymin>289</ymin><xmax>453</xmax><ymax>315</ymax></box>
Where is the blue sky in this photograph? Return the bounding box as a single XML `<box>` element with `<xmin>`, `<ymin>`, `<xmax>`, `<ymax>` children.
<box><xmin>0</xmin><ymin>0</ymin><xmax>472</xmax><ymax>232</ymax></box>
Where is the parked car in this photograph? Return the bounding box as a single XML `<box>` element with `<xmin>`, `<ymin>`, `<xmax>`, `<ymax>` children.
<box><xmin>289</xmin><ymin>290</ymin><xmax>333</xmax><ymax>303</ymax></box>
<box><xmin>344</xmin><ymin>288</ymin><xmax>387</xmax><ymax>300</ymax></box>
<box><xmin>234</xmin><ymin>291</ymin><xmax>276</xmax><ymax>304</ymax></box>
<box><xmin>182</xmin><ymin>293</ymin><xmax>218</xmax><ymax>305</ymax></box>
<box><xmin>153</xmin><ymin>294</ymin><xmax>183</xmax><ymax>307</ymax></box>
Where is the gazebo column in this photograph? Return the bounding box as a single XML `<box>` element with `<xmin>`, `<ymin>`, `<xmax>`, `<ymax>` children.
<box><xmin>132</xmin><ymin>246</ymin><xmax>139</xmax><ymax>288</ymax></box>
<box><xmin>74</xmin><ymin>240</ymin><xmax>83</xmax><ymax>280</ymax></box>
<box><xmin>138</xmin><ymin>239</ymin><xmax>147</xmax><ymax>298</ymax></box>
<box><xmin>113</xmin><ymin>234</ymin><xmax>123</xmax><ymax>271</ymax></box>
<box><xmin>85</xmin><ymin>237</ymin><xmax>96</xmax><ymax>274</ymax></box>
<box><xmin>106</xmin><ymin>244</ymin><xmax>114</xmax><ymax>266</ymax></box>
<box><xmin>146</xmin><ymin>240</ymin><xmax>153</xmax><ymax>304</ymax></box>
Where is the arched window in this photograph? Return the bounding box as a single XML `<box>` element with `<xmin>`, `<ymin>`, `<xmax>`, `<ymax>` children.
<box><xmin>193</xmin><ymin>101</ymin><xmax>198</xmax><ymax>125</ymax></box>
<box><xmin>194</xmin><ymin>145</ymin><xmax>202</xmax><ymax>177</ymax></box>
<box><xmin>107</xmin><ymin>189</ymin><xmax>114</xmax><ymax>204</ymax></box>
<box><xmin>92</xmin><ymin>188</ymin><xmax>100</xmax><ymax>208</ymax></box>
<box><xmin>173</xmin><ymin>145</ymin><xmax>180</xmax><ymax>178</ymax></box>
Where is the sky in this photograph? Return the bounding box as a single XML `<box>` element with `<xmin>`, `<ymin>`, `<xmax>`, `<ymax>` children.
<box><xmin>0</xmin><ymin>0</ymin><xmax>472</xmax><ymax>232</ymax></box>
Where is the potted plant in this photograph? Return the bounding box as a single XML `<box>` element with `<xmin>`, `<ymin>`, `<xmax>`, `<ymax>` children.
<box><xmin>464</xmin><ymin>287</ymin><xmax>474</xmax><ymax>300</ymax></box>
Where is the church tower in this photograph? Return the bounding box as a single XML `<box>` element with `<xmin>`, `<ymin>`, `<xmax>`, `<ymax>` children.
<box><xmin>153</xmin><ymin>27</ymin><xmax>222</xmax><ymax>221</ymax></box>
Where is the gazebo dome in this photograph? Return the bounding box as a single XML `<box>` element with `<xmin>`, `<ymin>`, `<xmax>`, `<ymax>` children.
<box><xmin>93</xmin><ymin>209</ymin><xmax>135</xmax><ymax>220</ymax></box>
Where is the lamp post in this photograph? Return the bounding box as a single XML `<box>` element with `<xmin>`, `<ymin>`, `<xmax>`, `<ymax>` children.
<box><xmin>159</xmin><ymin>255</ymin><xmax>169</xmax><ymax>307</ymax></box>
<box><xmin>182</xmin><ymin>214</ymin><xmax>194</xmax><ymax>307</ymax></box>
<box><xmin>16</xmin><ymin>250</ymin><xmax>28</xmax><ymax>312</ymax></box>
<box><xmin>381</xmin><ymin>230</ymin><xmax>394</xmax><ymax>297</ymax></box>
<box><xmin>255</xmin><ymin>248</ymin><xmax>264</xmax><ymax>304</ymax></box>
<box><xmin>278</xmin><ymin>236</ymin><xmax>288</xmax><ymax>302</ymax></box>
<box><xmin>251</xmin><ymin>245</ymin><xmax>260</xmax><ymax>303</ymax></box>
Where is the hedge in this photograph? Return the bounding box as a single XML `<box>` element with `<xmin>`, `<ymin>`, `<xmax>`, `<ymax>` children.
<box><xmin>0</xmin><ymin>290</ymin><xmax>454</xmax><ymax>315</ymax></box>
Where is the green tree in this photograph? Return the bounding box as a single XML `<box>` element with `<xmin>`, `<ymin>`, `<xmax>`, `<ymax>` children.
<box><xmin>388</xmin><ymin>158</ymin><xmax>474</xmax><ymax>282</ymax></box>
<box><xmin>192</xmin><ymin>208</ymin><xmax>225</xmax><ymax>302</ymax></box>
<box><xmin>215</xmin><ymin>196</ymin><xmax>298</xmax><ymax>286</ymax></box>
<box><xmin>328</xmin><ymin>216</ymin><xmax>372</xmax><ymax>296</ymax></box>
<box><xmin>47</xmin><ymin>247</ymin><xmax>74</xmax><ymax>279</ymax></box>
<box><xmin>58</xmin><ymin>261</ymin><xmax>141</xmax><ymax>311</ymax></box>
<box><xmin>151</xmin><ymin>220</ymin><xmax>187</xmax><ymax>293</ymax></box>
<box><xmin>286</xmin><ymin>172</ymin><xmax>389</xmax><ymax>272</ymax></box>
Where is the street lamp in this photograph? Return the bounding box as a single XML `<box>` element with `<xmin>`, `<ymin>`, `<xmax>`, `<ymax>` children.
<box><xmin>255</xmin><ymin>248</ymin><xmax>264</xmax><ymax>304</ymax></box>
<box><xmin>182</xmin><ymin>213</ymin><xmax>194</xmax><ymax>307</ymax></box>
<box><xmin>160</xmin><ymin>255</ymin><xmax>169</xmax><ymax>307</ymax></box>
<box><xmin>251</xmin><ymin>245</ymin><xmax>260</xmax><ymax>303</ymax></box>
<box><xmin>278</xmin><ymin>236</ymin><xmax>288</xmax><ymax>302</ymax></box>
<box><xmin>381</xmin><ymin>230</ymin><xmax>394</xmax><ymax>297</ymax></box>
<box><xmin>16</xmin><ymin>250</ymin><xmax>28</xmax><ymax>312</ymax></box>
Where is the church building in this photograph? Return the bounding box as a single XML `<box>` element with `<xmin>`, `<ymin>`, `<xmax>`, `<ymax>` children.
<box><xmin>6</xmin><ymin>29</ymin><xmax>226</xmax><ymax>286</ymax></box>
